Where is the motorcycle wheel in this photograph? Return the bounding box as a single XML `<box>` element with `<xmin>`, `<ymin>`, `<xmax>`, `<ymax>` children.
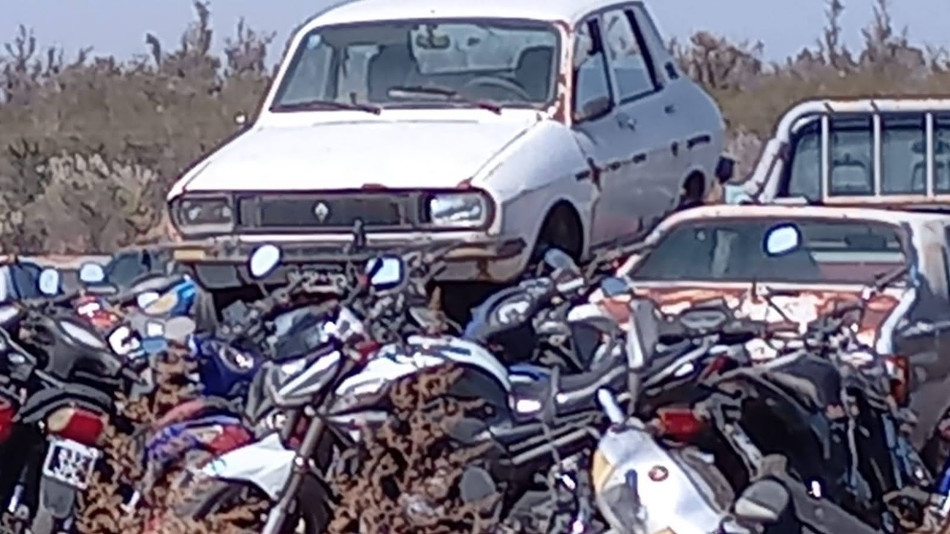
<box><xmin>159</xmin><ymin>477</ymin><xmax>329</xmax><ymax>534</ymax></box>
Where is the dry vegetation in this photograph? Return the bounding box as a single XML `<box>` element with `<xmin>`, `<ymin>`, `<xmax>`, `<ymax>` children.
<box><xmin>0</xmin><ymin>0</ymin><xmax>940</xmax><ymax>252</ymax></box>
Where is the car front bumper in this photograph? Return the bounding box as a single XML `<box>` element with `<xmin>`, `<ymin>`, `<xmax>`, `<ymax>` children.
<box><xmin>166</xmin><ymin>232</ymin><xmax>528</xmax><ymax>289</ymax></box>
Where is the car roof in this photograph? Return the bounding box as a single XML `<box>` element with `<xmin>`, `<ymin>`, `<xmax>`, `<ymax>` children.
<box><xmin>652</xmin><ymin>204</ymin><xmax>950</xmax><ymax>236</ymax></box>
<box><xmin>309</xmin><ymin>0</ymin><xmax>639</xmax><ymax>26</ymax></box>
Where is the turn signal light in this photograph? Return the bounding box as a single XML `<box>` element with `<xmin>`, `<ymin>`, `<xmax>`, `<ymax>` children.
<box><xmin>46</xmin><ymin>406</ymin><xmax>106</xmax><ymax>446</ymax></box>
<box><xmin>656</xmin><ymin>406</ymin><xmax>704</xmax><ymax>442</ymax></box>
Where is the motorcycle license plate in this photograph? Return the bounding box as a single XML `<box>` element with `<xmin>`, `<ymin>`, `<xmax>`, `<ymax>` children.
<box><xmin>41</xmin><ymin>438</ymin><xmax>101</xmax><ymax>490</ymax></box>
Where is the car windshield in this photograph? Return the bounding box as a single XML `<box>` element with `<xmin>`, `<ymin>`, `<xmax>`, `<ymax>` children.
<box><xmin>271</xmin><ymin>18</ymin><xmax>559</xmax><ymax>110</ymax></box>
<box><xmin>629</xmin><ymin>218</ymin><xmax>909</xmax><ymax>285</ymax></box>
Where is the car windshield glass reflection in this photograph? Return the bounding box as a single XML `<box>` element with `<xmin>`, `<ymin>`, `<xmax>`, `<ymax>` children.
<box><xmin>631</xmin><ymin>218</ymin><xmax>909</xmax><ymax>285</ymax></box>
<box><xmin>272</xmin><ymin>18</ymin><xmax>559</xmax><ymax>110</ymax></box>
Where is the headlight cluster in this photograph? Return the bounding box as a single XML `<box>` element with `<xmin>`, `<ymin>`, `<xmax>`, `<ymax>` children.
<box><xmin>169</xmin><ymin>196</ymin><xmax>234</xmax><ymax>236</ymax></box>
<box><xmin>424</xmin><ymin>191</ymin><xmax>492</xmax><ymax>229</ymax></box>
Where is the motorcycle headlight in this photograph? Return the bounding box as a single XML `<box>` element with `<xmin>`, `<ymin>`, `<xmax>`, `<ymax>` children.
<box><xmin>423</xmin><ymin>191</ymin><xmax>492</xmax><ymax>229</ymax></box>
<box><xmin>170</xmin><ymin>196</ymin><xmax>234</xmax><ymax>237</ymax></box>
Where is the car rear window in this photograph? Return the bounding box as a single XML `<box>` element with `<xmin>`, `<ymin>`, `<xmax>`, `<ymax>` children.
<box><xmin>629</xmin><ymin>217</ymin><xmax>908</xmax><ymax>285</ymax></box>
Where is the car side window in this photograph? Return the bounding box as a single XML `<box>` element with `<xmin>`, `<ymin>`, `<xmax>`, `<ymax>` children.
<box><xmin>601</xmin><ymin>8</ymin><xmax>657</xmax><ymax>101</ymax></box>
<box><xmin>628</xmin><ymin>4</ymin><xmax>674</xmax><ymax>82</ymax></box>
<box><xmin>572</xmin><ymin>17</ymin><xmax>613</xmax><ymax>122</ymax></box>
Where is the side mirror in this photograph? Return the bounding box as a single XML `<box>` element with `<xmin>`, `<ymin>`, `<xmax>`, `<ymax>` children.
<box><xmin>78</xmin><ymin>262</ymin><xmax>106</xmax><ymax>285</ymax></box>
<box><xmin>600</xmin><ymin>276</ymin><xmax>629</xmax><ymax>298</ymax></box>
<box><xmin>248</xmin><ymin>244</ymin><xmax>281</xmax><ymax>278</ymax></box>
<box><xmin>763</xmin><ymin>223</ymin><xmax>802</xmax><ymax>257</ymax></box>
<box><xmin>715</xmin><ymin>156</ymin><xmax>735</xmax><ymax>184</ymax></box>
<box><xmin>734</xmin><ymin>479</ymin><xmax>790</xmax><ymax>524</ymax></box>
<box><xmin>365</xmin><ymin>255</ymin><xmax>405</xmax><ymax>290</ymax></box>
<box><xmin>625</xmin><ymin>298</ymin><xmax>659</xmax><ymax>371</ymax></box>
<box><xmin>575</xmin><ymin>96</ymin><xmax>611</xmax><ymax>122</ymax></box>
<box><xmin>37</xmin><ymin>268</ymin><xmax>61</xmax><ymax>296</ymax></box>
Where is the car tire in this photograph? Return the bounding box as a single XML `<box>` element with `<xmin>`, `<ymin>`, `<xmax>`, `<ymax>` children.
<box><xmin>531</xmin><ymin>204</ymin><xmax>583</xmax><ymax>266</ymax></box>
<box><xmin>677</xmin><ymin>172</ymin><xmax>706</xmax><ymax>211</ymax></box>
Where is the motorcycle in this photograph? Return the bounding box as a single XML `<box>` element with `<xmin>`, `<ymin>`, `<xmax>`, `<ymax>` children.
<box><xmin>0</xmin><ymin>266</ymin><xmax>152</xmax><ymax>534</ymax></box>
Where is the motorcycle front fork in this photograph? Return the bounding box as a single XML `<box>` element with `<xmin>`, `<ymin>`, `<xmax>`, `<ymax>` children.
<box><xmin>261</xmin><ymin>406</ymin><xmax>324</xmax><ymax>534</ymax></box>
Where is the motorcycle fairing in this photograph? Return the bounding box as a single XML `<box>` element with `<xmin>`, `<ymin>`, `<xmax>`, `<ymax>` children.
<box><xmin>201</xmin><ymin>432</ymin><xmax>293</xmax><ymax>501</ymax></box>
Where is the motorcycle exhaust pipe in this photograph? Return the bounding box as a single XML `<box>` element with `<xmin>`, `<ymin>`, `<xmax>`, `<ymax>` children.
<box><xmin>510</xmin><ymin>427</ymin><xmax>599</xmax><ymax>466</ymax></box>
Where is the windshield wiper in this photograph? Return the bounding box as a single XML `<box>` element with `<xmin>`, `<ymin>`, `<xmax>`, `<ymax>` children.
<box><xmin>387</xmin><ymin>86</ymin><xmax>501</xmax><ymax>114</ymax></box>
<box><xmin>272</xmin><ymin>99</ymin><xmax>381</xmax><ymax>115</ymax></box>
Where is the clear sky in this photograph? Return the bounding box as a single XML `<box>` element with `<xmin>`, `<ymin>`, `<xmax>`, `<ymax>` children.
<box><xmin>1</xmin><ymin>0</ymin><xmax>942</xmax><ymax>64</ymax></box>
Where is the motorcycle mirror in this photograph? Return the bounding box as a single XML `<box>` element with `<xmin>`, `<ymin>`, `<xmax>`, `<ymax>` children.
<box><xmin>163</xmin><ymin>316</ymin><xmax>196</xmax><ymax>343</ymax></box>
<box><xmin>763</xmin><ymin>223</ymin><xmax>801</xmax><ymax>257</ymax></box>
<box><xmin>37</xmin><ymin>268</ymin><xmax>61</xmax><ymax>296</ymax></box>
<box><xmin>78</xmin><ymin>262</ymin><xmax>106</xmax><ymax>284</ymax></box>
<box><xmin>543</xmin><ymin>248</ymin><xmax>579</xmax><ymax>273</ymax></box>
<box><xmin>600</xmin><ymin>276</ymin><xmax>630</xmax><ymax>298</ymax></box>
<box><xmin>248</xmin><ymin>244</ymin><xmax>281</xmax><ymax>278</ymax></box>
<box><xmin>365</xmin><ymin>255</ymin><xmax>405</xmax><ymax>290</ymax></box>
<box><xmin>734</xmin><ymin>479</ymin><xmax>790</xmax><ymax>524</ymax></box>
<box><xmin>136</xmin><ymin>291</ymin><xmax>160</xmax><ymax>309</ymax></box>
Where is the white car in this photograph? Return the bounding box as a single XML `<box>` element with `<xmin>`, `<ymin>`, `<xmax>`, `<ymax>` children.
<box><xmin>167</xmin><ymin>0</ymin><xmax>729</xmax><ymax>301</ymax></box>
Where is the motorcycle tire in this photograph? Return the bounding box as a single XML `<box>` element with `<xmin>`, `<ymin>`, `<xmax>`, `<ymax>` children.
<box><xmin>163</xmin><ymin>477</ymin><xmax>329</xmax><ymax>534</ymax></box>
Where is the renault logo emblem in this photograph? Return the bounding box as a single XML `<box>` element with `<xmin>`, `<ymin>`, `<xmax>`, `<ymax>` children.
<box><xmin>313</xmin><ymin>202</ymin><xmax>329</xmax><ymax>222</ymax></box>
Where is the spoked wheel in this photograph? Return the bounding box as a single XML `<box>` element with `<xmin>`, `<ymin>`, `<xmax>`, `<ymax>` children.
<box><xmin>147</xmin><ymin>477</ymin><xmax>329</xmax><ymax>534</ymax></box>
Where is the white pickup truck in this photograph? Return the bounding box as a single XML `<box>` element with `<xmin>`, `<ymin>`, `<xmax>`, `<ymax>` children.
<box><xmin>727</xmin><ymin>98</ymin><xmax>950</xmax><ymax>207</ymax></box>
<box><xmin>166</xmin><ymin>0</ymin><xmax>730</xmax><ymax>313</ymax></box>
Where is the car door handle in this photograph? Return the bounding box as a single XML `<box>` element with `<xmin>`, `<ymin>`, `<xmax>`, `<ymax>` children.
<box><xmin>664</xmin><ymin>104</ymin><xmax>676</xmax><ymax>114</ymax></box>
<box><xmin>616</xmin><ymin>114</ymin><xmax>637</xmax><ymax>130</ymax></box>
<box><xmin>632</xmin><ymin>153</ymin><xmax>647</xmax><ymax>164</ymax></box>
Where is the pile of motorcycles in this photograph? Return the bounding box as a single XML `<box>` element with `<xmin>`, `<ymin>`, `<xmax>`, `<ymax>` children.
<box><xmin>1</xmin><ymin>236</ymin><xmax>950</xmax><ymax>534</ymax></box>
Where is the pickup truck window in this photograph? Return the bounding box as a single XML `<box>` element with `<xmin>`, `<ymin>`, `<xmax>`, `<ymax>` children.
<box><xmin>272</xmin><ymin>19</ymin><xmax>559</xmax><ymax>109</ymax></box>
<box><xmin>785</xmin><ymin>113</ymin><xmax>950</xmax><ymax>199</ymax></box>
<box><xmin>630</xmin><ymin>218</ymin><xmax>907</xmax><ymax>285</ymax></box>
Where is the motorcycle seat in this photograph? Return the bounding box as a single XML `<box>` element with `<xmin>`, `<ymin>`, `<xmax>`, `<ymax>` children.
<box><xmin>507</xmin><ymin>358</ymin><xmax>625</xmax><ymax>422</ymax></box>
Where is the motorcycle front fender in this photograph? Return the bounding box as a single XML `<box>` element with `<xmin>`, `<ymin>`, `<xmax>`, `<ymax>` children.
<box><xmin>201</xmin><ymin>432</ymin><xmax>293</xmax><ymax>501</ymax></box>
<box><xmin>37</xmin><ymin>475</ymin><xmax>77</xmax><ymax>520</ymax></box>
<box><xmin>595</xmin><ymin>427</ymin><xmax>729</xmax><ymax>534</ymax></box>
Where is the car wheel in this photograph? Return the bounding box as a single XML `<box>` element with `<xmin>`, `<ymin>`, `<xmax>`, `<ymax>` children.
<box><xmin>677</xmin><ymin>172</ymin><xmax>706</xmax><ymax>211</ymax></box>
<box><xmin>531</xmin><ymin>204</ymin><xmax>583</xmax><ymax>267</ymax></box>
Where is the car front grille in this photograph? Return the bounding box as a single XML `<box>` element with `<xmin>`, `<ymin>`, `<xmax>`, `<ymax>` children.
<box><xmin>234</xmin><ymin>192</ymin><xmax>424</xmax><ymax>232</ymax></box>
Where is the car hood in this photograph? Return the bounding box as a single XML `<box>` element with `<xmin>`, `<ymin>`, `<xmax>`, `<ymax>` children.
<box><xmin>178</xmin><ymin>118</ymin><xmax>537</xmax><ymax>193</ymax></box>
<box><xmin>630</xmin><ymin>283</ymin><xmax>908</xmax><ymax>345</ymax></box>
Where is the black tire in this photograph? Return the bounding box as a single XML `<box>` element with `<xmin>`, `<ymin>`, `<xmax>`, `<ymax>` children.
<box><xmin>171</xmin><ymin>477</ymin><xmax>330</xmax><ymax>534</ymax></box>
<box><xmin>677</xmin><ymin>174</ymin><xmax>705</xmax><ymax>211</ymax></box>
<box><xmin>530</xmin><ymin>205</ymin><xmax>583</xmax><ymax>266</ymax></box>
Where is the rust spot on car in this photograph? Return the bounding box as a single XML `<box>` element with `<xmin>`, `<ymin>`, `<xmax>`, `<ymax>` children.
<box><xmin>629</xmin><ymin>285</ymin><xmax>902</xmax><ymax>342</ymax></box>
<box><xmin>361</xmin><ymin>183</ymin><xmax>388</xmax><ymax>190</ymax></box>
<box><xmin>456</xmin><ymin>178</ymin><xmax>473</xmax><ymax>188</ymax></box>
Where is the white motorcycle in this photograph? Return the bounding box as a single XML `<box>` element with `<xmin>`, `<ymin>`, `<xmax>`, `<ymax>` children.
<box><xmin>590</xmin><ymin>297</ymin><xmax>785</xmax><ymax>534</ymax></box>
